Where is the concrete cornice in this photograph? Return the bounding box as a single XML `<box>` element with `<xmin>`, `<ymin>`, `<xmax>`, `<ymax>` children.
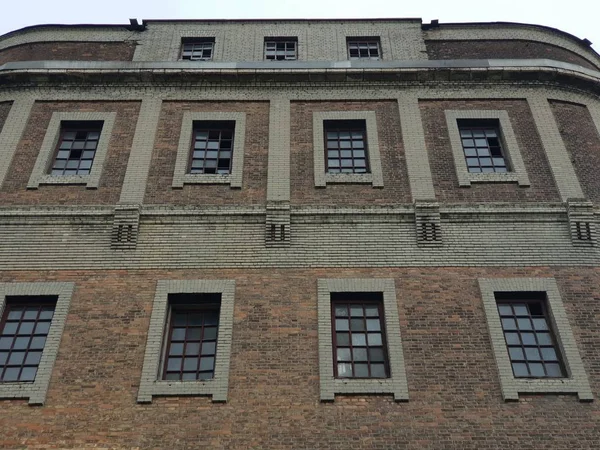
<box><xmin>1</xmin><ymin>59</ymin><xmax>599</xmax><ymax>95</ymax></box>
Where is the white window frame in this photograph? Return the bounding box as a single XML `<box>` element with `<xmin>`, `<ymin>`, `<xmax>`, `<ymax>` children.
<box><xmin>137</xmin><ymin>279</ymin><xmax>235</xmax><ymax>403</ymax></box>
<box><xmin>317</xmin><ymin>278</ymin><xmax>408</xmax><ymax>402</ymax></box>
<box><xmin>27</xmin><ymin>112</ymin><xmax>116</xmax><ymax>190</ymax></box>
<box><xmin>172</xmin><ymin>112</ymin><xmax>246</xmax><ymax>189</ymax></box>
<box><xmin>478</xmin><ymin>277</ymin><xmax>592</xmax><ymax>402</ymax></box>
<box><xmin>313</xmin><ymin>111</ymin><xmax>383</xmax><ymax>188</ymax></box>
<box><xmin>445</xmin><ymin>110</ymin><xmax>530</xmax><ymax>187</ymax></box>
<box><xmin>0</xmin><ymin>282</ymin><xmax>74</xmax><ymax>405</ymax></box>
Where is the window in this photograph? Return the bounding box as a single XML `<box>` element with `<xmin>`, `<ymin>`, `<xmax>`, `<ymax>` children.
<box><xmin>312</xmin><ymin>111</ymin><xmax>383</xmax><ymax>187</ymax></box>
<box><xmin>496</xmin><ymin>293</ymin><xmax>564</xmax><ymax>378</ymax></box>
<box><xmin>0</xmin><ymin>282</ymin><xmax>74</xmax><ymax>405</ymax></box>
<box><xmin>458</xmin><ymin>120</ymin><xmax>508</xmax><ymax>173</ymax></box>
<box><xmin>444</xmin><ymin>110</ymin><xmax>530</xmax><ymax>187</ymax></box>
<box><xmin>0</xmin><ymin>298</ymin><xmax>55</xmax><ymax>382</ymax></box>
<box><xmin>181</xmin><ymin>39</ymin><xmax>214</xmax><ymax>61</ymax></box>
<box><xmin>27</xmin><ymin>112</ymin><xmax>116</xmax><ymax>189</ymax></box>
<box><xmin>172</xmin><ymin>112</ymin><xmax>246</xmax><ymax>188</ymax></box>
<box><xmin>325</xmin><ymin>121</ymin><xmax>369</xmax><ymax>174</ymax></box>
<box><xmin>317</xmin><ymin>278</ymin><xmax>408</xmax><ymax>402</ymax></box>
<box><xmin>332</xmin><ymin>293</ymin><xmax>389</xmax><ymax>379</ymax></box>
<box><xmin>137</xmin><ymin>279</ymin><xmax>235</xmax><ymax>403</ymax></box>
<box><xmin>264</xmin><ymin>39</ymin><xmax>297</xmax><ymax>60</ymax></box>
<box><xmin>162</xmin><ymin>295</ymin><xmax>220</xmax><ymax>381</ymax></box>
<box><xmin>478</xmin><ymin>278</ymin><xmax>593</xmax><ymax>401</ymax></box>
<box><xmin>50</xmin><ymin>122</ymin><xmax>102</xmax><ymax>176</ymax></box>
<box><xmin>347</xmin><ymin>39</ymin><xmax>381</xmax><ymax>60</ymax></box>
<box><xmin>189</xmin><ymin>121</ymin><xmax>235</xmax><ymax>175</ymax></box>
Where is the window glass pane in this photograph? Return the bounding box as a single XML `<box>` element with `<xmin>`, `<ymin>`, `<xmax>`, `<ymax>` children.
<box><xmin>354</xmin><ymin>364</ymin><xmax>369</xmax><ymax>377</ymax></box>
<box><xmin>350</xmin><ymin>319</ymin><xmax>365</xmax><ymax>331</ymax></box>
<box><xmin>201</xmin><ymin>342</ymin><xmax>216</xmax><ymax>355</ymax></box>
<box><xmin>504</xmin><ymin>332</ymin><xmax>520</xmax><ymax>345</ymax></box>
<box><xmin>30</xmin><ymin>336</ymin><xmax>46</xmax><ymax>349</ymax></box>
<box><xmin>353</xmin><ymin>348</ymin><xmax>367</xmax><ymax>361</ymax></box>
<box><xmin>351</xmin><ymin>333</ymin><xmax>366</xmax><ymax>346</ymax></box>
<box><xmin>183</xmin><ymin>358</ymin><xmax>198</xmax><ymax>371</ymax></box>
<box><xmin>200</xmin><ymin>357</ymin><xmax>215</xmax><ymax>371</ymax></box>
<box><xmin>521</xmin><ymin>333</ymin><xmax>536</xmax><ymax>345</ymax></box>
<box><xmin>185</xmin><ymin>342</ymin><xmax>200</xmax><ymax>355</ymax></box>
<box><xmin>509</xmin><ymin>347</ymin><xmax>524</xmax><ymax>360</ymax></box>
<box><xmin>546</xmin><ymin>363</ymin><xmax>562</xmax><ymax>377</ymax></box>
<box><xmin>501</xmin><ymin>318</ymin><xmax>516</xmax><ymax>330</ymax></box>
<box><xmin>336</xmin><ymin>333</ymin><xmax>350</xmax><ymax>346</ymax></box>
<box><xmin>169</xmin><ymin>343</ymin><xmax>184</xmax><ymax>356</ymax></box>
<box><xmin>371</xmin><ymin>363</ymin><xmax>386</xmax><ymax>378</ymax></box>
<box><xmin>337</xmin><ymin>348</ymin><xmax>351</xmax><ymax>361</ymax></box>
<box><xmin>512</xmin><ymin>363</ymin><xmax>529</xmax><ymax>377</ymax></box>
<box><xmin>366</xmin><ymin>319</ymin><xmax>381</xmax><ymax>331</ymax></box>
<box><xmin>2</xmin><ymin>322</ymin><xmax>18</xmax><ymax>335</ymax></box>
<box><xmin>0</xmin><ymin>337</ymin><xmax>13</xmax><ymax>350</ymax></box>
<box><xmin>338</xmin><ymin>363</ymin><xmax>352</xmax><ymax>377</ymax></box>
<box><xmin>368</xmin><ymin>333</ymin><xmax>382</xmax><ymax>346</ymax></box>
<box><xmin>369</xmin><ymin>348</ymin><xmax>385</xmax><ymax>362</ymax></box>
<box><xmin>204</xmin><ymin>327</ymin><xmax>218</xmax><ymax>340</ymax></box>
<box><xmin>529</xmin><ymin>363</ymin><xmax>544</xmax><ymax>377</ymax></box>
<box><xmin>541</xmin><ymin>348</ymin><xmax>558</xmax><ymax>361</ymax></box>
<box><xmin>335</xmin><ymin>319</ymin><xmax>349</xmax><ymax>331</ymax></box>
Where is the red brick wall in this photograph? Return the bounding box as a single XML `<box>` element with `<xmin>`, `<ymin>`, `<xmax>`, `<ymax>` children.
<box><xmin>425</xmin><ymin>40</ymin><xmax>598</xmax><ymax>70</ymax></box>
<box><xmin>0</xmin><ymin>101</ymin><xmax>141</xmax><ymax>206</ymax></box>
<box><xmin>0</xmin><ymin>266</ymin><xmax>598</xmax><ymax>449</ymax></box>
<box><xmin>551</xmin><ymin>100</ymin><xmax>600</xmax><ymax>205</ymax></box>
<box><xmin>144</xmin><ymin>101</ymin><xmax>269</xmax><ymax>206</ymax></box>
<box><xmin>0</xmin><ymin>101</ymin><xmax>12</xmax><ymax>133</ymax></box>
<box><xmin>0</xmin><ymin>41</ymin><xmax>137</xmax><ymax>65</ymax></box>
<box><xmin>420</xmin><ymin>99</ymin><xmax>561</xmax><ymax>203</ymax></box>
<box><xmin>290</xmin><ymin>101</ymin><xmax>411</xmax><ymax>206</ymax></box>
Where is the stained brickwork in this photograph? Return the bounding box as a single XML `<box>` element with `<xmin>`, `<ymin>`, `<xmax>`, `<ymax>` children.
<box><xmin>551</xmin><ymin>100</ymin><xmax>600</xmax><ymax>205</ymax></box>
<box><xmin>145</xmin><ymin>101</ymin><xmax>269</xmax><ymax>206</ymax></box>
<box><xmin>420</xmin><ymin>99</ymin><xmax>561</xmax><ymax>203</ymax></box>
<box><xmin>0</xmin><ymin>267</ymin><xmax>598</xmax><ymax>448</ymax></box>
<box><xmin>0</xmin><ymin>101</ymin><xmax>11</xmax><ymax>133</ymax></box>
<box><xmin>291</xmin><ymin>101</ymin><xmax>411</xmax><ymax>206</ymax></box>
<box><xmin>425</xmin><ymin>40</ymin><xmax>598</xmax><ymax>70</ymax></box>
<box><xmin>0</xmin><ymin>41</ymin><xmax>137</xmax><ymax>65</ymax></box>
<box><xmin>0</xmin><ymin>101</ymin><xmax>140</xmax><ymax>206</ymax></box>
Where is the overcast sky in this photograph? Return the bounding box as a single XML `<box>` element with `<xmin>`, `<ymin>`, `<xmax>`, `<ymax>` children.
<box><xmin>1</xmin><ymin>0</ymin><xmax>599</xmax><ymax>52</ymax></box>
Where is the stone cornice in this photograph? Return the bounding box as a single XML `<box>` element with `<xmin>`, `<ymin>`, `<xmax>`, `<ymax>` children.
<box><xmin>0</xmin><ymin>59</ymin><xmax>599</xmax><ymax>95</ymax></box>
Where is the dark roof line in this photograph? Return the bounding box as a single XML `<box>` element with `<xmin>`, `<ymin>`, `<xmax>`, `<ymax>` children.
<box><xmin>423</xmin><ymin>20</ymin><xmax>594</xmax><ymax>50</ymax></box>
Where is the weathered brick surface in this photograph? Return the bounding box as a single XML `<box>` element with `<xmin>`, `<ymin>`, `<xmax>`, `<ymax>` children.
<box><xmin>0</xmin><ymin>267</ymin><xmax>598</xmax><ymax>449</ymax></box>
<box><xmin>290</xmin><ymin>101</ymin><xmax>411</xmax><ymax>206</ymax></box>
<box><xmin>420</xmin><ymin>99</ymin><xmax>561</xmax><ymax>203</ymax></box>
<box><xmin>0</xmin><ymin>41</ymin><xmax>136</xmax><ymax>65</ymax></box>
<box><xmin>0</xmin><ymin>101</ymin><xmax>140</xmax><ymax>205</ymax></box>
<box><xmin>0</xmin><ymin>101</ymin><xmax>11</xmax><ymax>133</ymax></box>
<box><xmin>144</xmin><ymin>101</ymin><xmax>269</xmax><ymax>206</ymax></box>
<box><xmin>550</xmin><ymin>100</ymin><xmax>600</xmax><ymax>205</ymax></box>
<box><xmin>425</xmin><ymin>40</ymin><xmax>598</xmax><ymax>70</ymax></box>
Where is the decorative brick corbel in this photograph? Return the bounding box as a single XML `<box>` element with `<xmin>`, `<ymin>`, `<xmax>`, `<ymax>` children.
<box><xmin>265</xmin><ymin>201</ymin><xmax>290</xmax><ymax>247</ymax></box>
<box><xmin>414</xmin><ymin>200</ymin><xmax>442</xmax><ymax>246</ymax></box>
<box><xmin>567</xmin><ymin>198</ymin><xmax>596</xmax><ymax>246</ymax></box>
<box><xmin>111</xmin><ymin>204</ymin><xmax>141</xmax><ymax>249</ymax></box>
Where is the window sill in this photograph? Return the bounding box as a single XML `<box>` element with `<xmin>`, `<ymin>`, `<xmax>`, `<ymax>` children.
<box><xmin>460</xmin><ymin>172</ymin><xmax>526</xmax><ymax>187</ymax></box>
<box><xmin>323</xmin><ymin>173</ymin><xmax>380</xmax><ymax>186</ymax></box>
<box><xmin>138</xmin><ymin>379</ymin><xmax>226</xmax><ymax>403</ymax></box>
<box><xmin>28</xmin><ymin>174</ymin><xmax>95</xmax><ymax>189</ymax></box>
<box><xmin>172</xmin><ymin>173</ymin><xmax>235</xmax><ymax>188</ymax></box>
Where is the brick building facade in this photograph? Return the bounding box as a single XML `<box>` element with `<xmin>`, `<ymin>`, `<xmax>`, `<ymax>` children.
<box><xmin>0</xmin><ymin>18</ymin><xmax>599</xmax><ymax>449</ymax></box>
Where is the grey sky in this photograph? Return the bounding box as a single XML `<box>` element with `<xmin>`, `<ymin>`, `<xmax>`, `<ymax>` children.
<box><xmin>1</xmin><ymin>0</ymin><xmax>599</xmax><ymax>52</ymax></box>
